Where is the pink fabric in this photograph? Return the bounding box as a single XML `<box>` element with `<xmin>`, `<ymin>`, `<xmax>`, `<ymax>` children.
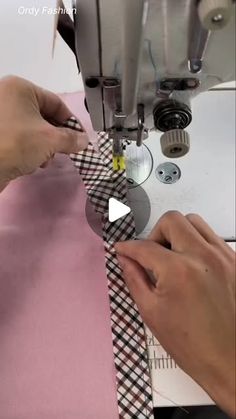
<box><xmin>0</xmin><ymin>155</ymin><xmax>119</xmax><ymax>419</ymax></box>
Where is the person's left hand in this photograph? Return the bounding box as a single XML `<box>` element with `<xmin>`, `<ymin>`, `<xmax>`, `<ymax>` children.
<box><xmin>0</xmin><ymin>76</ymin><xmax>88</xmax><ymax>191</ymax></box>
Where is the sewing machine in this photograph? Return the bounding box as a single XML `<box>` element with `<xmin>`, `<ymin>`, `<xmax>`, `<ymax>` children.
<box><xmin>58</xmin><ymin>0</ymin><xmax>235</xmax><ymax>410</ymax></box>
<box><xmin>71</xmin><ymin>0</ymin><xmax>235</xmax><ymax>163</ymax></box>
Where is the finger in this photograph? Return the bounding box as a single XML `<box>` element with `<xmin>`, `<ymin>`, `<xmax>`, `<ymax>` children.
<box><xmin>34</xmin><ymin>85</ymin><xmax>83</xmax><ymax>127</ymax></box>
<box><xmin>117</xmin><ymin>255</ymin><xmax>156</xmax><ymax>306</ymax></box>
<box><xmin>115</xmin><ymin>240</ymin><xmax>173</xmax><ymax>275</ymax></box>
<box><xmin>50</xmin><ymin>125</ymin><xmax>89</xmax><ymax>154</ymax></box>
<box><xmin>148</xmin><ymin>211</ymin><xmax>206</xmax><ymax>252</ymax></box>
<box><xmin>186</xmin><ymin>213</ymin><xmax>226</xmax><ymax>247</ymax></box>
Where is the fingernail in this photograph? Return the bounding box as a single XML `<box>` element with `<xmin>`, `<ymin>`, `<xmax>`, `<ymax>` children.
<box><xmin>76</xmin><ymin>133</ymin><xmax>89</xmax><ymax>151</ymax></box>
<box><xmin>109</xmin><ymin>246</ymin><xmax>116</xmax><ymax>255</ymax></box>
<box><xmin>117</xmin><ymin>255</ymin><xmax>127</xmax><ymax>269</ymax></box>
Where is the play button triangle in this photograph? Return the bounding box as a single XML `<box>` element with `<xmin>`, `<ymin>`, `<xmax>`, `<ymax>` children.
<box><xmin>108</xmin><ymin>198</ymin><xmax>131</xmax><ymax>222</ymax></box>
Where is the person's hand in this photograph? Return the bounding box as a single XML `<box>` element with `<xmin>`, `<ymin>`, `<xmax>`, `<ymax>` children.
<box><xmin>0</xmin><ymin>76</ymin><xmax>88</xmax><ymax>191</ymax></box>
<box><xmin>115</xmin><ymin>212</ymin><xmax>235</xmax><ymax>417</ymax></box>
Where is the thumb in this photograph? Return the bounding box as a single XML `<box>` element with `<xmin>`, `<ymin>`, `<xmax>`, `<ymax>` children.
<box><xmin>51</xmin><ymin>126</ymin><xmax>89</xmax><ymax>154</ymax></box>
<box><xmin>117</xmin><ymin>255</ymin><xmax>155</xmax><ymax>309</ymax></box>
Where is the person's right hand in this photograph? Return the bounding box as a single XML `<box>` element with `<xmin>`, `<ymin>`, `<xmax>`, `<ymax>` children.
<box><xmin>115</xmin><ymin>212</ymin><xmax>235</xmax><ymax>418</ymax></box>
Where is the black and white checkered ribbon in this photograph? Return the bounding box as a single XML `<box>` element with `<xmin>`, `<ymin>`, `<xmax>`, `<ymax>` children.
<box><xmin>66</xmin><ymin>118</ymin><xmax>154</xmax><ymax>418</ymax></box>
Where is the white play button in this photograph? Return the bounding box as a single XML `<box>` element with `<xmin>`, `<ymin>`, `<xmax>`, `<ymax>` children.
<box><xmin>108</xmin><ymin>198</ymin><xmax>131</xmax><ymax>222</ymax></box>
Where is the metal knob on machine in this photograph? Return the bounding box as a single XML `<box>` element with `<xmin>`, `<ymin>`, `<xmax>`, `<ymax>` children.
<box><xmin>153</xmin><ymin>99</ymin><xmax>192</xmax><ymax>158</ymax></box>
<box><xmin>198</xmin><ymin>0</ymin><xmax>232</xmax><ymax>31</ymax></box>
<box><xmin>160</xmin><ymin>129</ymin><xmax>190</xmax><ymax>158</ymax></box>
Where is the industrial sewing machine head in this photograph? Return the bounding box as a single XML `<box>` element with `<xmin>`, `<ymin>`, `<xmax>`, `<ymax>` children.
<box><xmin>58</xmin><ymin>0</ymin><xmax>235</xmax><ymax>165</ymax></box>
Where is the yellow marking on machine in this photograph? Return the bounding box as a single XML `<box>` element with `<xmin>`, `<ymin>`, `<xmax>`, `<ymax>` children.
<box><xmin>112</xmin><ymin>156</ymin><xmax>126</xmax><ymax>171</ymax></box>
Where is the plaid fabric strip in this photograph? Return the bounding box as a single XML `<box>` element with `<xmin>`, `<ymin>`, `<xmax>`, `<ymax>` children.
<box><xmin>66</xmin><ymin>117</ymin><xmax>154</xmax><ymax>418</ymax></box>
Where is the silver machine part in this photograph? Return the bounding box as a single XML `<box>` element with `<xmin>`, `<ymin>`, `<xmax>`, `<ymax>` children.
<box><xmin>155</xmin><ymin>162</ymin><xmax>181</xmax><ymax>184</ymax></box>
<box><xmin>73</xmin><ymin>0</ymin><xmax>235</xmax><ymax>156</ymax></box>
<box><xmin>124</xmin><ymin>142</ymin><xmax>153</xmax><ymax>187</ymax></box>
